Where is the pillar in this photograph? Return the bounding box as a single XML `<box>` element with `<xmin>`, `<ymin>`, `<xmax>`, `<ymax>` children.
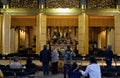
<box><xmin>99</xmin><ymin>30</ymin><xmax>106</xmax><ymax>49</ymax></box>
<box><xmin>10</xmin><ymin>28</ymin><xmax>19</xmax><ymax>53</ymax></box>
<box><xmin>0</xmin><ymin>15</ymin><xmax>2</xmax><ymax>53</ymax></box>
<box><xmin>106</xmin><ymin>28</ymin><xmax>115</xmax><ymax>52</ymax></box>
<box><xmin>98</xmin><ymin>33</ymin><xmax>101</xmax><ymax>49</ymax></box>
<box><xmin>10</xmin><ymin>28</ymin><xmax>15</xmax><ymax>53</ymax></box>
<box><xmin>14</xmin><ymin>29</ymin><xmax>19</xmax><ymax>53</ymax></box>
<box><xmin>78</xmin><ymin>13</ymin><xmax>88</xmax><ymax>56</ymax></box>
<box><xmin>36</xmin><ymin>13</ymin><xmax>47</xmax><ymax>54</ymax></box>
<box><xmin>25</xmin><ymin>27</ymin><xmax>29</xmax><ymax>49</ymax></box>
<box><xmin>110</xmin><ymin>29</ymin><xmax>115</xmax><ymax>52</ymax></box>
<box><xmin>2</xmin><ymin>13</ymin><xmax>11</xmax><ymax>54</ymax></box>
<box><xmin>114</xmin><ymin>14</ymin><xmax>120</xmax><ymax>55</ymax></box>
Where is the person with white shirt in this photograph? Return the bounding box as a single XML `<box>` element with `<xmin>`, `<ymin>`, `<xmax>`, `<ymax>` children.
<box><xmin>80</xmin><ymin>56</ymin><xmax>101</xmax><ymax>78</ymax></box>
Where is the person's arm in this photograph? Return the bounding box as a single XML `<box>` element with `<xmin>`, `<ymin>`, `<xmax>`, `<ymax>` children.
<box><xmin>111</xmin><ymin>50</ymin><xmax>117</xmax><ymax>66</ymax></box>
<box><xmin>72</xmin><ymin>51</ymin><xmax>76</xmax><ymax>57</ymax></box>
<box><xmin>57</xmin><ymin>51</ymin><xmax>59</xmax><ymax>57</ymax></box>
<box><xmin>73</xmin><ymin>65</ymin><xmax>80</xmax><ymax>72</ymax></box>
<box><xmin>39</xmin><ymin>52</ymin><xmax>42</xmax><ymax>61</ymax></box>
<box><xmin>113</xmin><ymin>54</ymin><xmax>117</xmax><ymax>66</ymax></box>
<box><xmin>80</xmin><ymin>66</ymin><xmax>89</xmax><ymax>76</ymax></box>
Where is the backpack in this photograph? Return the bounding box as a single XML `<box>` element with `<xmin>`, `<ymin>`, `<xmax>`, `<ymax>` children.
<box><xmin>65</xmin><ymin>50</ymin><xmax>72</xmax><ymax>60</ymax></box>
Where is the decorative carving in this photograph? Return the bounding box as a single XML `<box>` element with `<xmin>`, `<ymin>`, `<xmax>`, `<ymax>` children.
<box><xmin>10</xmin><ymin>0</ymin><xmax>38</xmax><ymax>8</ymax></box>
<box><xmin>9</xmin><ymin>0</ymin><xmax>116</xmax><ymax>9</ymax></box>
<box><xmin>46</xmin><ymin>0</ymin><xmax>80</xmax><ymax>8</ymax></box>
<box><xmin>87</xmin><ymin>0</ymin><xmax>116</xmax><ymax>8</ymax></box>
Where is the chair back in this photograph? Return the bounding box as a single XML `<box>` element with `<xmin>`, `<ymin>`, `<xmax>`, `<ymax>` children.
<box><xmin>68</xmin><ymin>71</ymin><xmax>81</xmax><ymax>78</ymax></box>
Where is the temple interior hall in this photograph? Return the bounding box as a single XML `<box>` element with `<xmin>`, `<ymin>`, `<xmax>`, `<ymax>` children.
<box><xmin>0</xmin><ymin>0</ymin><xmax>120</xmax><ymax>77</ymax></box>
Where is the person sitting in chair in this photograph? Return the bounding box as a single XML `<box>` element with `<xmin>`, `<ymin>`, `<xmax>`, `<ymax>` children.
<box><xmin>80</xmin><ymin>56</ymin><xmax>101</xmax><ymax>78</ymax></box>
<box><xmin>9</xmin><ymin>56</ymin><xmax>22</xmax><ymax>69</ymax></box>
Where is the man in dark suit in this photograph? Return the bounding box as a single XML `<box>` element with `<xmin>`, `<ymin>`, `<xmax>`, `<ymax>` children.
<box><xmin>39</xmin><ymin>45</ymin><xmax>51</xmax><ymax>76</ymax></box>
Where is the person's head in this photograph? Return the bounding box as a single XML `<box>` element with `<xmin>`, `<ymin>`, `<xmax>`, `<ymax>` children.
<box><xmin>72</xmin><ymin>62</ymin><xmax>78</xmax><ymax>69</ymax></box>
<box><xmin>43</xmin><ymin>45</ymin><xmax>47</xmax><ymax>49</ymax></box>
<box><xmin>107</xmin><ymin>45</ymin><xmax>112</xmax><ymax>50</ymax></box>
<box><xmin>89</xmin><ymin>56</ymin><xmax>97</xmax><ymax>64</ymax></box>
<box><xmin>67</xmin><ymin>45</ymin><xmax>71</xmax><ymax>50</ymax></box>
<box><xmin>13</xmin><ymin>56</ymin><xmax>19</xmax><ymax>62</ymax></box>
<box><xmin>51</xmin><ymin>46</ymin><xmax>55</xmax><ymax>51</ymax></box>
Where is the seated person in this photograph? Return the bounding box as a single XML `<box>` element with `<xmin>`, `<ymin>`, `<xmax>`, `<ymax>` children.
<box><xmin>72</xmin><ymin>62</ymin><xmax>81</xmax><ymax>72</ymax></box>
<box><xmin>9</xmin><ymin>56</ymin><xmax>22</xmax><ymax>69</ymax></box>
<box><xmin>80</xmin><ymin>56</ymin><xmax>101</xmax><ymax>78</ymax></box>
<box><xmin>24</xmin><ymin>57</ymin><xmax>39</xmax><ymax>69</ymax></box>
<box><xmin>68</xmin><ymin>62</ymin><xmax>82</xmax><ymax>78</ymax></box>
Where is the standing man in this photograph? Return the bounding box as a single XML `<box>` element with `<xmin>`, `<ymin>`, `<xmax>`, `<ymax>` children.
<box><xmin>64</xmin><ymin>45</ymin><xmax>76</xmax><ymax>78</ymax></box>
<box><xmin>51</xmin><ymin>46</ymin><xmax>59</xmax><ymax>74</ymax></box>
<box><xmin>39</xmin><ymin>45</ymin><xmax>51</xmax><ymax>76</ymax></box>
<box><xmin>104</xmin><ymin>45</ymin><xmax>115</xmax><ymax>68</ymax></box>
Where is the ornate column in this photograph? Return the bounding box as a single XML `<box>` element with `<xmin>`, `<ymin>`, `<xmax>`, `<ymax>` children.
<box><xmin>78</xmin><ymin>13</ymin><xmax>88</xmax><ymax>56</ymax></box>
<box><xmin>2</xmin><ymin>13</ymin><xmax>11</xmax><ymax>54</ymax></box>
<box><xmin>14</xmin><ymin>28</ymin><xmax>19</xmax><ymax>53</ymax></box>
<box><xmin>36</xmin><ymin>13</ymin><xmax>46</xmax><ymax>54</ymax></box>
<box><xmin>114</xmin><ymin>14</ymin><xmax>120</xmax><ymax>55</ymax></box>
<box><xmin>106</xmin><ymin>29</ymin><xmax>110</xmax><ymax>46</ymax></box>
<box><xmin>110</xmin><ymin>29</ymin><xmax>115</xmax><ymax>52</ymax></box>
<box><xmin>98</xmin><ymin>31</ymin><xmax>106</xmax><ymax>50</ymax></box>
<box><xmin>0</xmin><ymin>15</ymin><xmax>2</xmax><ymax>53</ymax></box>
<box><xmin>10</xmin><ymin>28</ymin><xmax>19</xmax><ymax>53</ymax></box>
<box><xmin>25</xmin><ymin>27</ymin><xmax>29</xmax><ymax>49</ymax></box>
<box><xmin>106</xmin><ymin>28</ymin><xmax>115</xmax><ymax>52</ymax></box>
<box><xmin>10</xmin><ymin>28</ymin><xmax>15</xmax><ymax>53</ymax></box>
<box><xmin>98</xmin><ymin>33</ymin><xmax>101</xmax><ymax>48</ymax></box>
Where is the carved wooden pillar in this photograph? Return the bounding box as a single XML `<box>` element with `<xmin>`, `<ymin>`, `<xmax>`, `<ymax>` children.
<box><xmin>36</xmin><ymin>13</ymin><xmax>46</xmax><ymax>54</ymax></box>
<box><xmin>114</xmin><ymin>14</ymin><xmax>120</xmax><ymax>55</ymax></box>
<box><xmin>2</xmin><ymin>13</ymin><xmax>11</xmax><ymax>54</ymax></box>
<box><xmin>14</xmin><ymin>28</ymin><xmax>19</xmax><ymax>53</ymax></box>
<box><xmin>10</xmin><ymin>28</ymin><xmax>15</xmax><ymax>53</ymax></box>
<box><xmin>78</xmin><ymin>13</ymin><xmax>88</xmax><ymax>56</ymax></box>
<box><xmin>106</xmin><ymin>28</ymin><xmax>115</xmax><ymax>52</ymax></box>
<box><xmin>0</xmin><ymin>15</ymin><xmax>2</xmax><ymax>53</ymax></box>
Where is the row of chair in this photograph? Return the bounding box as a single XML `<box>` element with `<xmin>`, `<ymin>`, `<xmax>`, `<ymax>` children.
<box><xmin>101</xmin><ymin>66</ymin><xmax>120</xmax><ymax>77</ymax></box>
<box><xmin>0</xmin><ymin>64</ymin><xmax>41</xmax><ymax>78</ymax></box>
<box><xmin>67</xmin><ymin>66</ymin><xmax>120</xmax><ymax>78</ymax></box>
